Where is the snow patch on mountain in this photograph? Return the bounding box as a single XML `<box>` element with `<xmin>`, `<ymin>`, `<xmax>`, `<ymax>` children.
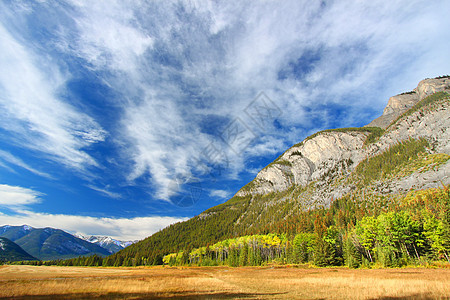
<box><xmin>76</xmin><ymin>234</ymin><xmax>136</xmax><ymax>254</ymax></box>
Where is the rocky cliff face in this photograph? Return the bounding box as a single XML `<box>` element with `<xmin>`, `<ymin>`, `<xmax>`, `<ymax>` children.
<box><xmin>235</xmin><ymin>77</ymin><xmax>450</xmax><ymax>207</ymax></box>
<box><xmin>236</xmin><ymin>131</ymin><xmax>368</xmax><ymax>197</ymax></box>
<box><xmin>367</xmin><ymin>77</ymin><xmax>450</xmax><ymax>128</ymax></box>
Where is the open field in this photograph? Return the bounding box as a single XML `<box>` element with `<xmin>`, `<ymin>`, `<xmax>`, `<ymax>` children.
<box><xmin>0</xmin><ymin>265</ymin><xmax>449</xmax><ymax>299</ymax></box>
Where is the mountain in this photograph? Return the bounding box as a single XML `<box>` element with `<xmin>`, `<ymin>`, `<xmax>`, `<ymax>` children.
<box><xmin>367</xmin><ymin>76</ymin><xmax>450</xmax><ymax>128</ymax></box>
<box><xmin>109</xmin><ymin>76</ymin><xmax>450</xmax><ymax>265</ymax></box>
<box><xmin>0</xmin><ymin>224</ymin><xmax>33</xmax><ymax>241</ymax></box>
<box><xmin>76</xmin><ymin>234</ymin><xmax>136</xmax><ymax>254</ymax></box>
<box><xmin>0</xmin><ymin>225</ymin><xmax>111</xmax><ymax>260</ymax></box>
<box><xmin>0</xmin><ymin>237</ymin><xmax>37</xmax><ymax>262</ymax></box>
<box><xmin>234</xmin><ymin>78</ymin><xmax>450</xmax><ymax>200</ymax></box>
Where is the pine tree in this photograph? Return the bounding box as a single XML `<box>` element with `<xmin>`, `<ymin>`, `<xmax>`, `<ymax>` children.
<box><xmin>343</xmin><ymin>234</ymin><xmax>361</xmax><ymax>268</ymax></box>
<box><xmin>293</xmin><ymin>233</ymin><xmax>314</xmax><ymax>263</ymax></box>
<box><xmin>313</xmin><ymin>216</ymin><xmax>335</xmax><ymax>266</ymax></box>
<box><xmin>239</xmin><ymin>243</ymin><xmax>249</xmax><ymax>266</ymax></box>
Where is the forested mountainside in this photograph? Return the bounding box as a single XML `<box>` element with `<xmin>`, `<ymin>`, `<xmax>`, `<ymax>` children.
<box><xmin>8</xmin><ymin>76</ymin><xmax>449</xmax><ymax>268</ymax></box>
<box><xmin>103</xmin><ymin>76</ymin><xmax>449</xmax><ymax>266</ymax></box>
<box><xmin>0</xmin><ymin>237</ymin><xmax>37</xmax><ymax>262</ymax></box>
<box><xmin>0</xmin><ymin>225</ymin><xmax>110</xmax><ymax>260</ymax></box>
<box><xmin>161</xmin><ymin>187</ymin><xmax>449</xmax><ymax>268</ymax></box>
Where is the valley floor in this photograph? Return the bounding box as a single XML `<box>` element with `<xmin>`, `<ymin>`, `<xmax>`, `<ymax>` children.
<box><xmin>0</xmin><ymin>265</ymin><xmax>449</xmax><ymax>299</ymax></box>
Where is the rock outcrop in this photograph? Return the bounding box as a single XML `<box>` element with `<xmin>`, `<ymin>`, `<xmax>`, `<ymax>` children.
<box><xmin>236</xmin><ymin>131</ymin><xmax>368</xmax><ymax>196</ymax></box>
<box><xmin>236</xmin><ymin>76</ymin><xmax>450</xmax><ymax>205</ymax></box>
<box><xmin>366</xmin><ymin>77</ymin><xmax>450</xmax><ymax>128</ymax></box>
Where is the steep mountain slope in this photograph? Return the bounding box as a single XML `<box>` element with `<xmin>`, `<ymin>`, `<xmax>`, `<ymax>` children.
<box><xmin>112</xmin><ymin>76</ymin><xmax>450</xmax><ymax>264</ymax></box>
<box><xmin>0</xmin><ymin>224</ymin><xmax>33</xmax><ymax>241</ymax></box>
<box><xmin>237</xmin><ymin>78</ymin><xmax>450</xmax><ymax>200</ymax></box>
<box><xmin>0</xmin><ymin>237</ymin><xmax>37</xmax><ymax>262</ymax></box>
<box><xmin>76</xmin><ymin>234</ymin><xmax>135</xmax><ymax>254</ymax></box>
<box><xmin>367</xmin><ymin>76</ymin><xmax>450</xmax><ymax>128</ymax></box>
<box><xmin>0</xmin><ymin>225</ymin><xmax>110</xmax><ymax>260</ymax></box>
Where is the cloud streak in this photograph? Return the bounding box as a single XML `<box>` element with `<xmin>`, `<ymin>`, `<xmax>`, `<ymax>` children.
<box><xmin>0</xmin><ymin>184</ymin><xmax>43</xmax><ymax>208</ymax></box>
<box><xmin>86</xmin><ymin>184</ymin><xmax>121</xmax><ymax>199</ymax></box>
<box><xmin>209</xmin><ymin>189</ymin><xmax>231</xmax><ymax>199</ymax></box>
<box><xmin>0</xmin><ymin>150</ymin><xmax>52</xmax><ymax>178</ymax></box>
<box><xmin>0</xmin><ymin>16</ymin><xmax>106</xmax><ymax>173</ymax></box>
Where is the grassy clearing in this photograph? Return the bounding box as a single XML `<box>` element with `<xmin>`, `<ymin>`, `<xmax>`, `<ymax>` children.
<box><xmin>0</xmin><ymin>265</ymin><xmax>449</xmax><ymax>299</ymax></box>
<box><xmin>363</xmin><ymin>128</ymin><xmax>385</xmax><ymax>146</ymax></box>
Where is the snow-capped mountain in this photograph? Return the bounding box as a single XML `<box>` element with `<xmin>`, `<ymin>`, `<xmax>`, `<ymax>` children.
<box><xmin>0</xmin><ymin>225</ymin><xmax>110</xmax><ymax>260</ymax></box>
<box><xmin>76</xmin><ymin>234</ymin><xmax>136</xmax><ymax>254</ymax></box>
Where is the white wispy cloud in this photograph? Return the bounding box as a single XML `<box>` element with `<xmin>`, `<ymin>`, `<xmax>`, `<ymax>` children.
<box><xmin>66</xmin><ymin>0</ymin><xmax>153</xmax><ymax>73</ymax></box>
<box><xmin>0</xmin><ymin>17</ymin><xmax>107</xmax><ymax>173</ymax></box>
<box><xmin>0</xmin><ymin>184</ymin><xmax>43</xmax><ymax>208</ymax></box>
<box><xmin>0</xmin><ymin>150</ymin><xmax>52</xmax><ymax>178</ymax></box>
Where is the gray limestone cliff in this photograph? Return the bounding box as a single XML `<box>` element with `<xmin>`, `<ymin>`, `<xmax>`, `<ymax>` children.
<box><xmin>234</xmin><ymin>77</ymin><xmax>450</xmax><ymax>206</ymax></box>
<box><xmin>366</xmin><ymin>77</ymin><xmax>450</xmax><ymax>129</ymax></box>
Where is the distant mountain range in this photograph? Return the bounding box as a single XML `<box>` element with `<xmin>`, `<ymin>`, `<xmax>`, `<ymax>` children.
<box><xmin>0</xmin><ymin>225</ymin><xmax>134</xmax><ymax>261</ymax></box>
<box><xmin>0</xmin><ymin>237</ymin><xmax>37</xmax><ymax>261</ymax></box>
<box><xmin>76</xmin><ymin>234</ymin><xmax>136</xmax><ymax>254</ymax></box>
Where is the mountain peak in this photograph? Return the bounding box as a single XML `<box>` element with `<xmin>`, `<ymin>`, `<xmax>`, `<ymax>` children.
<box><xmin>0</xmin><ymin>225</ymin><xmax>110</xmax><ymax>260</ymax></box>
<box><xmin>367</xmin><ymin>76</ymin><xmax>450</xmax><ymax>128</ymax></box>
<box><xmin>76</xmin><ymin>234</ymin><xmax>136</xmax><ymax>254</ymax></box>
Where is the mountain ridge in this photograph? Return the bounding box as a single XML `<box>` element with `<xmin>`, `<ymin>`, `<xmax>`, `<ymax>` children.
<box><xmin>0</xmin><ymin>225</ymin><xmax>111</xmax><ymax>260</ymax></box>
<box><xmin>367</xmin><ymin>76</ymin><xmax>450</xmax><ymax>128</ymax></box>
<box><xmin>0</xmin><ymin>237</ymin><xmax>37</xmax><ymax>262</ymax></box>
<box><xmin>108</xmin><ymin>76</ymin><xmax>449</xmax><ymax>265</ymax></box>
<box><xmin>235</xmin><ymin>78</ymin><xmax>450</xmax><ymax>199</ymax></box>
<box><xmin>76</xmin><ymin>234</ymin><xmax>136</xmax><ymax>254</ymax></box>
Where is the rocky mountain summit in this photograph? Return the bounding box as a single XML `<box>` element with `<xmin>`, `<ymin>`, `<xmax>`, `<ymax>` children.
<box><xmin>367</xmin><ymin>77</ymin><xmax>450</xmax><ymax>128</ymax></box>
<box><xmin>76</xmin><ymin>234</ymin><xmax>136</xmax><ymax>254</ymax></box>
<box><xmin>235</xmin><ymin>77</ymin><xmax>449</xmax><ymax>207</ymax></box>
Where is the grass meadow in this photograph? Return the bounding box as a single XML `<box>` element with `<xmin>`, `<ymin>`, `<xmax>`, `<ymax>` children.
<box><xmin>0</xmin><ymin>265</ymin><xmax>449</xmax><ymax>299</ymax></box>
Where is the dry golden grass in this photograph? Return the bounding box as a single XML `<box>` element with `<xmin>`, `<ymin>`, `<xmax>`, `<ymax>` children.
<box><xmin>0</xmin><ymin>265</ymin><xmax>449</xmax><ymax>299</ymax></box>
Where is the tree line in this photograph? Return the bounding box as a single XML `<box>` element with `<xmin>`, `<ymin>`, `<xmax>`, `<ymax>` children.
<box><xmin>161</xmin><ymin>187</ymin><xmax>449</xmax><ymax>268</ymax></box>
<box><xmin>6</xmin><ymin>186</ymin><xmax>449</xmax><ymax>268</ymax></box>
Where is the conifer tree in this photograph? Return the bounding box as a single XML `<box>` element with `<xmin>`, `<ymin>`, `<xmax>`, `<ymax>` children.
<box><xmin>239</xmin><ymin>243</ymin><xmax>249</xmax><ymax>266</ymax></box>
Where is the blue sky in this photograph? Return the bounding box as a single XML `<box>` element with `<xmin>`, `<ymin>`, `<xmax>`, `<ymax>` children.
<box><xmin>0</xmin><ymin>1</ymin><xmax>449</xmax><ymax>240</ymax></box>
